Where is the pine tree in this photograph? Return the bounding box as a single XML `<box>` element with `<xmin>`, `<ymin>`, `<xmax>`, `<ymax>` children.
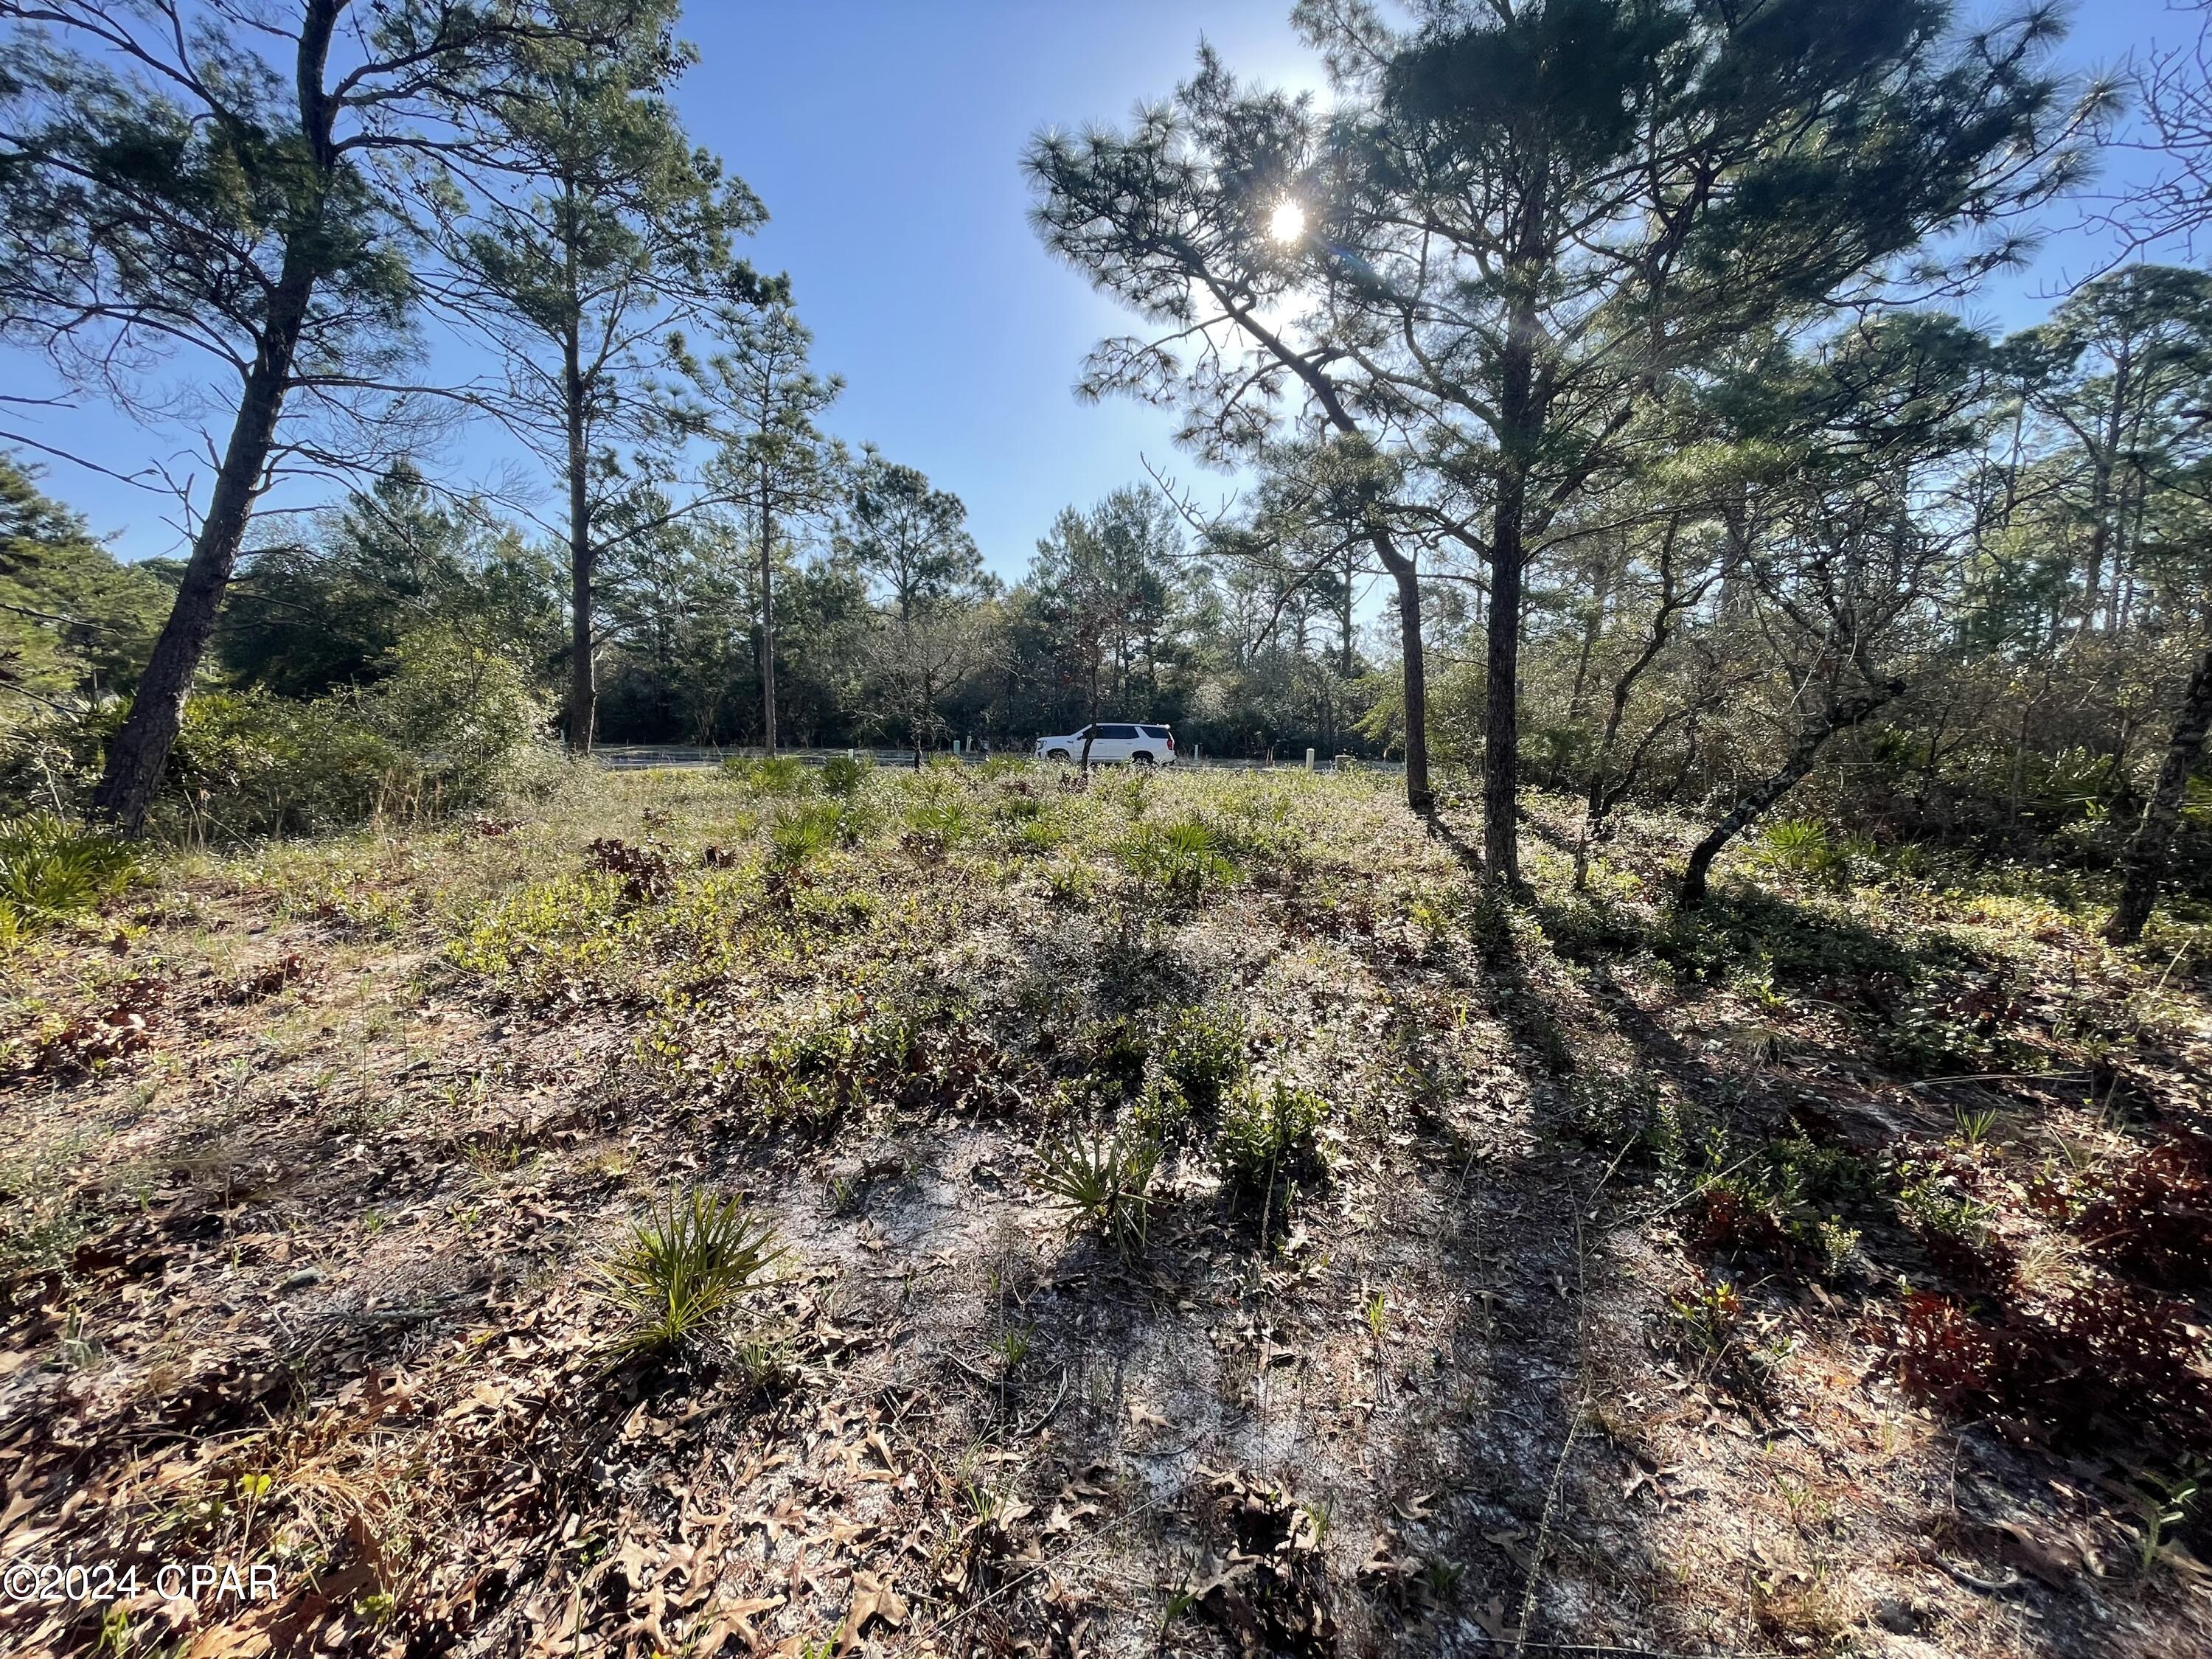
<box><xmin>422</xmin><ymin>0</ymin><xmax>773</xmax><ymax>751</ymax></box>
<box><xmin>0</xmin><ymin>0</ymin><xmax>602</xmax><ymax>832</ymax></box>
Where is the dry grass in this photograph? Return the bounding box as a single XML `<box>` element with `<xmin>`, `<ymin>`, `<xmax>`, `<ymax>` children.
<box><xmin>1</xmin><ymin>760</ymin><xmax>2208</xmax><ymax>1658</ymax></box>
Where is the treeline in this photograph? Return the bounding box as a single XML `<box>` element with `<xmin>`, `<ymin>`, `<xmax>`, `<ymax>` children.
<box><xmin>1</xmin><ymin>450</ymin><xmax>1390</xmax><ymax>762</ymax></box>
<box><xmin>4</xmin><ymin>1</ymin><xmax>2212</xmax><ymax>943</ymax></box>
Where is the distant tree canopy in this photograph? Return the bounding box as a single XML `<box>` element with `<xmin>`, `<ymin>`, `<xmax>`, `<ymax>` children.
<box><xmin>0</xmin><ymin>456</ymin><xmax>170</xmax><ymax>712</ymax></box>
<box><xmin>218</xmin><ymin>465</ymin><xmax>563</xmax><ymax>701</ymax></box>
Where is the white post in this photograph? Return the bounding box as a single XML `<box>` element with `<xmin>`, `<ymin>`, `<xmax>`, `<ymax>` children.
<box><xmin>1305</xmin><ymin>748</ymin><xmax>1316</xmax><ymax>771</ymax></box>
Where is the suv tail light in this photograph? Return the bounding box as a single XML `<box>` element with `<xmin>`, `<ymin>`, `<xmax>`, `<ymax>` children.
<box><xmin>1166</xmin><ymin>734</ymin><xmax>1175</xmax><ymax>751</ymax></box>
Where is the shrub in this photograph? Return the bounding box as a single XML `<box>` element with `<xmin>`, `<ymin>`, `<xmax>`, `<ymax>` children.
<box><xmin>1756</xmin><ymin>819</ymin><xmax>1848</xmax><ymax>885</ymax></box>
<box><xmin>1161</xmin><ymin>1001</ymin><xmax>1248</xmax><ymax>1115</ymax></box>
<box><xmin>1032</xmin><ymin>1128</ymin><xmax>1160</xmax><ymax>1260</ymax></box>
<box><xmin>0</xmin><ymin>813</ymin><xmax>139</xmax><ymax>932</ymax></box>
<box><xmin>1214</xmin><ymin>1081</ymin><xmax>1329</xmax><ymax>1199</ymax></box>
<box><xmin>902</xmin><ymin>797</ymin><xmax>971</xmax><ymax>844</ymax></box>
<box><xmin>819</xmin><ymin>754</ymin><xmax>869</xmax><ymax>797</ymax></box>
<box><xmin>1897</xmin><ymin>1284</ymin><xmax>2212</xmax><ymax>1450</ymax></box>
<box><xmin>1677</xmin><ymin>1130</ymin><xmax>1873</xmax><ymax>1274</ymax></box>
<box><xmin>1078</xmin><ymin>1015</ymin><xmax>1150</xmax><ymax>1096</ymax></box>
<box><xmin>598</xmin><ymin>1189</ymin><xmax>784</xmax><ymax>1357</ymax></box>
<box><xmin>1688</xmin><ymin>1182</ymin><xmax>1792</xmax><ymax>1259</ymax></box>
<box><xmin>2076</xmin><ymin>1132</ymin><xmax>2212</xmax><ymax>1290</ymax></box>
<box><xmin>724</xmin><ymin>755</ymin><xmax>813</xmax><ymax>796</ymax></box>
<box><xmin>2</xmin><ymin>630</ymin><xmax>554</xmax><ymax>838</ymax></box>
<box><xmin>734</xmin><ymin>995</ymin><xmax>976</xmax><ymax>1128</ymax></box>
<box><xmin>1121</xmin><ymin>819</ymin><xmax>1234</xmax><ymax>899</ymax></box>
<box><xmin>1663</xmin><ymin>1274</ymin><xmax>1747</xmax><ymax>1369</ymax></box>
<box><xmin>768</xmin><ymin>799</ymin><xmax>866</xmax><ymax>869</ymax></box>
<box><xmin>1127</xmin><ymin>1079</ymin><xmax>1194</xmax><ymax>1147</ymax></box>
<box><xmin>157</xmin><ymin>687</ymin><xmax>405</xmax><ymax>835</ymax></box>
<box><xmin>585</xmin><ymin>836</ymin><xmax>676</xmax><ymax>902</ymax></box>
<box><xmin>361</xmin><ymin>626</ymin><xmax>550</xmax><ymax>804</ymax></box>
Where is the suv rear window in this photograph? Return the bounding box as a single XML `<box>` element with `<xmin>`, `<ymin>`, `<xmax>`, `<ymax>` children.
<box><xmin>1141</xmin><ymin>725</ymin><xmax>1171</xmax><ymax>739</ymax></box>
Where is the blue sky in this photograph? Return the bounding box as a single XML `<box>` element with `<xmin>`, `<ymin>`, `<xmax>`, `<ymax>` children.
<box><xmin>5</xmin><ymin>0</ymin><xmax>2199</xmax><ymax>577</ymax></box>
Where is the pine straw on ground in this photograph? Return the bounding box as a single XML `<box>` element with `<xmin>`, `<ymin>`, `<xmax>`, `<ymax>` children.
<box><xmin>1</xmin><ymin>762</ymin><xmax>2208</xmax><ymax>1658</ymax></box>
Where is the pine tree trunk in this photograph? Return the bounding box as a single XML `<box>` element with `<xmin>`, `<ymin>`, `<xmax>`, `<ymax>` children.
<box><xmin>88</xmin><ymin>3</ymin><xmax>341</xmax><ymax>835</ymax></box>
<box><xmin>89</xmin><ymin>323</ymin><xmax>302</xmax><ymax>834</ymax></box>
<box><xmin>1484</xmin><ymin>308</ymin><xmax>1539</xmax><ymax>886</ymax></box>
<box><xmin>1377</xmin><ymin>550</ymin><xmax>1432</xmax><ymax>814</ymax></box>
<box><xmin>564</xmin><ymin>330</ymin><xmax>595</xmax><ymax>753</ymax></box>
<box><xmin>759</xmin><ymin>467</ymin><xmax>777</xmax><ymax>757</ymax></box>
<box><xmin>2107</xmin><ymin>641</ymin><xmax>2212</xmax><ymax>946</ymax></box>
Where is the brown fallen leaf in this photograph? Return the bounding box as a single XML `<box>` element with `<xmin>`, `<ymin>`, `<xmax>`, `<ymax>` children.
<box><xmin>1472</xmin><ymin>1596</ymin><xmax>1525</xmax><ymax>1643</ymax></box>
<box><xmin>698</xmin><ymin>1593</ymin><xmax>783</xmax><ymax>1654</ymax></box>
<box><xmin>836</xmin><ymin>1571</ymin><xmax>908</xmax><ymax>1655</ymax></box>
<box><xmin>1484</xmin><ymin>1527</ymin><xmax>1534</xmax><ymax>1573</ymax></box>
<box><xmin>1043</xmin><ymin>1500</ymin><xmax>1099</xmax><ymax>1537</ymax></box>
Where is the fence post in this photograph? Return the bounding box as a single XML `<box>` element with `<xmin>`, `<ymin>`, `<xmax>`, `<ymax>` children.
<box><xmin>1305</xmin><ymin>748</ymin><xmax>1316</xmax><ymax>771</ymax></box>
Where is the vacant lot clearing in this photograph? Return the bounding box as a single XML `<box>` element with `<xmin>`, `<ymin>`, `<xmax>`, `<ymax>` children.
<box><xmin>3</xmin><ymin>762</ymin><xmax>2208</xmax><ymax>1658</ymax></box>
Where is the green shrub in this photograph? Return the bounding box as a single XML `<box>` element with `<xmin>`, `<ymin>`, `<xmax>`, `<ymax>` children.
<box><xmin>361</xmin><ymin>627</ymin><xmax>551</xmax><ymax>804</ymax></box>
<box><xmin>1014</xmin><ymin>815</ymin><xmax>1062</xmax><ymax>855</ymax></box>
<box><xmin>2</xmin><ymin>629</ymin><xmax>554</xmax><ymax>839</ymax></box>
<box><xmin>1214</xmin><ymin>1080</ymin><xmax>1329</xmax><ymax>1198</ymax></box>
<box><xmin>768</xmin><ymin>799</ymin><xmax>867</xmax><ymax>869</ymax></box>
<box><xmin>1032</xmin><ymin>1128</ymin><xmax>1160</xmax><ymax>1260</ymax></box>
<box><xmin>1758</xmin><ymin>820</ymin><xmax>1840</xmax><ymax>878</ymax></box>
<box><xmin>1079</xmin><ymin>1015</ymin><xmax>1150</xmax><ymax>1096</ymax></box>
<box><xmin>1127</xmin><ymin>1079</ymin><xmax>1194</xmax><ymax>1147</ymax></box>
<box><xmin>819</xmin><ymin>754</ymin><xmax>870</xmax><ymax>797</ymax></box>
<box><xmin>724</xmin><ymin>755</ymin><xmax>813</xmax><ymax>796</ymax></box>
<box><xmin>1753</xmin><ymin>818</ymin><xmax>1874</xmax><ymax>890</ymax></box>
<box><xmin>769</xmin><ymin>808</ymin><xmax>832</xmax><ymax>869</ymax></box>
<box><xmin>598</xmin><ymin>1189</ymin><xmax>784</xmax><ymax>1357</ymax></box>
<box><xmin>154</xmin><ymin>688</ymin><xmax>403</xmax><ymax>835</ymax></box>
<box><xmin>1121</xmin><ymin>819</ymin><xmax>1234</xmax><ymax>898</ymax></box>
<box><xmin>742</xmin><ymin>998</ymin><xmax>944</xmax><ymax>1127</ymax></box>
<box><xmin>1160</xmin><ymin>1001</ymin><xmax>1248</xmax><ymax>1115</ymax></box>
<box><xmin>903</xmin><ymin>797</ymin><xmax>971</xmax><ymax>843</ymax></box>
<box><xmin>0</xmin><ymin>812</ymin><xmax>139</xmax><ymax>932</ymax></box>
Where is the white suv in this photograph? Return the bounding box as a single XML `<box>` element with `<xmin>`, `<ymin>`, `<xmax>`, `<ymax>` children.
<box><xmin>1035</xmin><ymin>723</ymin><xmax>1176</xmax><ymax>765</ymax></box>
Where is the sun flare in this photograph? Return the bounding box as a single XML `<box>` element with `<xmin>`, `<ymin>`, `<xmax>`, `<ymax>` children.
<box><xmin>1268</xmin><ymin>200</ymin><xmax>1307</xmax><ymax>244</ymax></box>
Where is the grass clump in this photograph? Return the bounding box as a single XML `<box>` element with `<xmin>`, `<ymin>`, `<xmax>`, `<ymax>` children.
<box><xmin>598</xmin><ymin>1188</ymin><xmax>784</xmax><ymax>1357</ymax></box>
<box><xmin>1032</xmin><ymin>1127</ymin><xmax>1160</xmax><ymax>1260</ymax></box>
<box><xmin>0</xmin><ymin>812</ymin><xmax>139</xmax><ymax>933</ymax></box>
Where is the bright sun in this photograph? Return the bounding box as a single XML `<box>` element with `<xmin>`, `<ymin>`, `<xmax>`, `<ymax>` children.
<box><xmin>1268</xmin><ymin>201</ymin><xmax>1307</xmax><ymax>244</ymax></box>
